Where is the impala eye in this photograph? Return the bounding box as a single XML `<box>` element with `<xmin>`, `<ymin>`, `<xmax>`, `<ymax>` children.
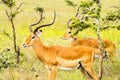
<box><xmin>68</xmin><ymin>31</ymin><xmax>71</xmax><ymax>34</ymax></box>
<box><xmin>31</xmin><ymin>36</ymin><xmax>35</xmax><ymax>39</ymax></box>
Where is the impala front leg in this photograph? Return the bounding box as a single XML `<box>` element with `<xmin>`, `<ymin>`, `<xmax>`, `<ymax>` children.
<box><xmin>46</xmin><ymin>66</ymin><xmax>57</xmax><ymax>80</ymax></box>
<box><xmin>47</xmin><ymin>67</ymin><xmax>52</xmax><ymax>80</ymax></box>
<box><xmin>51</xmin><ymin>66</ymin><xmax>57</xmax><ymax>80</ymax></box>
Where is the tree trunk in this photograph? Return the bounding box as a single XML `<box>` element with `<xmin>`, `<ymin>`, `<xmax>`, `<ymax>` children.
<box><xmin>96</xmin><ymin>0</ymin><xmax>105</xmax><ymax>79</ymax></box>
<box><xmin>96</xmin><ymin>19</ymin><xmax>104</xmax><ymax>80</ymax></box>
<box><xmin>10</xmin><ymin>18</ymin><xmax>20</xmax><ymax>64</ymax></box>
<box><xmin>10</xmin><ymin>18</ymin><xmax>17</xmax><ymax>53</ymax></box>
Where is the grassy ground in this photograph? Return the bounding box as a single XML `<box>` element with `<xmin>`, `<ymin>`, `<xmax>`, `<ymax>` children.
<box><xmin>0</xmin><ymin>0</ymin><xmax>120</xmax><ymax>80</ymax></box>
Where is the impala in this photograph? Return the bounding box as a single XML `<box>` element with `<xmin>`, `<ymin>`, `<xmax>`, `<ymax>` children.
<box><xmin>23</xmin><ymin>11</ymin><xmax>98</xmax><ymax>80</ymax></box>
<box><xmin>61</xmin><ymin>27</ymin><xmax>116</xmax><ymax>62</ymax></box>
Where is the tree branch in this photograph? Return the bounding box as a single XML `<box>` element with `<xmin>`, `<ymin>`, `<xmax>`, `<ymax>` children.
<box><xmin>5</xmin><ymin>10</ymin><xmax>11</xmax><ymax>20</ymax></box>
<box><xmin>15</xmin><ymin>2</ymin><xmax>23</xmax><ymax>12</ymax></box>
<box><xmin>3</xmin><ymin>30</ymin><xmax>13</xmax><ymax>40</ymax></box>
<box><xmin>75</xmin><ymin>7</ymin><xmax>80</xmax><ymax>17</ymax></box>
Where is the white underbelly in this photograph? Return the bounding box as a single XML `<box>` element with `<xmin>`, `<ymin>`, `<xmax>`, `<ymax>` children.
<box><xmin>94</xmin><ymin>52</ymin><xmax>107</xmax><ymax>58</ymax></box>
<box><xmin>59</xmin><ymin>67</ymin><xmax>76</xmax><ymax>70</ymax></box>
<box><xmin>94</xmin><ymin>54</ymin><xmax>99</xmax><ymax>58</ymax></box>
<box><xmin>57</xmin><ymin>57</ymin><xmax>81</xmax><ymax>70</ymax></box>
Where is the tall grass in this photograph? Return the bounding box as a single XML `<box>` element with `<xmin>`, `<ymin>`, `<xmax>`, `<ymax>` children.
<box><xmin>0</xmin><ymin>0</ymin><xmax>120</xmax><ymax>80</ymax></box>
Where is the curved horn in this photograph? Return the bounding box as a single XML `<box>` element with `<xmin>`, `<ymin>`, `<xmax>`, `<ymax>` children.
<box><xmin>33</xmin><ymin>11</ymin><xmax>56</xmax><ymax>33</ymax></box>
<box><xmin>67</xmin><ymin>7</ymin><xmax>80</xmax><ymax>29</ymax></box>
<box><xmin>67</xmin><ymin>18</ymin><xmax>72</xmax><ymax>28</ymax></box>
<box><xmin>29</xmin><ymin>11</ymin><xmax>43</xmax><ymax>32</ymax></box>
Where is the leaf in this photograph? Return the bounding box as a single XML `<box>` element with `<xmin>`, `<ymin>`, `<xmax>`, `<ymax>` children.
<box><xmin>1</xmin><ymin>0</ymin><xmax>15</xmax><ymax>8</ymax></box>
<box><xmin>80</xmin><ymin>1</ymin><xmax>94</xmax><ymax>8</ymax></box>
<box><xmin>34</xmin><ymin>7</ymin><xmax>44</xmax><ymax>13</ymax></box>
<box><xmin>65</xmin><ymin>0</ymin><xmax>77</xmax><ymax>8</ymax></box>
<box><xmin>9</xmin><ymin>11</ymin><xmax>20</xmax><ymax>18</ymax></box>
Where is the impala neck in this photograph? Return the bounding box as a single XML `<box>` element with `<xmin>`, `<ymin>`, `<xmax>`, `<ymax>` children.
<box><xmin>32</xmin><ymin>37</ymin><xmax>48</xmax><ymax>63</ymax></box>
<box><xmin>32</xmin><ymin>38</ymin><xmax>45</xmax><ymax>49</ymax></box>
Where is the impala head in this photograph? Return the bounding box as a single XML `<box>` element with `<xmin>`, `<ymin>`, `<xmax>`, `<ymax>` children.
<box><xmin>61</xmin><ymin>27</ymin><xmax>72</xmax><ymax>40</ymax></box>
<box><xmin>61</xmin><ymin>16</ymin><xmax>74</xmax><ymax>40</ymax></box>
<box><xmin>61</xmin><ymin>7</ymin><xmax>80</xmax><ymax>40</ymax></box>
<box><xmin>61</xmin><ymin>26</ymin><xmax>79</xmax><ymax>43</ymax></box>
<box><xmin>23</xmin><ymin>30</ymin><xmax>42</xmax><ymax>48</ymax></box>
<box><xmin>23</xmin><ymin>11</ymin><xmax>56</xmax><ymax>48</ymax></box>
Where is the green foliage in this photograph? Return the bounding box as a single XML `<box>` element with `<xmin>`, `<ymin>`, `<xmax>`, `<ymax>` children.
<box><xmin>70</xmin><ymin>18</ymin><xmax>91</xmax><ymax>32</ymax></box>
<box><xmin>0</xmin><ymin>49</ymin><xmax>16</xmax><ymax>70</ymax></box>
<box><xmin>34</xmin><ymin>7</ymin><xmax>44</xmax><ymax>13</ymax></box>
<box><xmin>10</xmin><ymin>11</ymin><xmax>20</xmax><ymax>18</ymax></box>
<box><xmin>79</xmin><ymin>0</ymin><xmax>101</xmax><ymax>18</ymax></box>
<box><xmin>0</xmin><ymin>47</ymin><xmax>24</xmax><ymax>70</ymax></box>
<box><xmin>79</xmin><ymin>1</ymin><xmax>93</xmax><ymax>14</ymax></box>
<box><xmin>65</xmin><ymin>0</ymin><xmax>77</xmax><ymax>8</ymax></box>
<box><xmin>105</xmin><ymin>11</ymin><xmax>120</xmax><ymax>21</ymax></box>
<box><xmin>65</xmin><ymin>0</ymin><xmax>120</xmax><ymax>35</ymax></box>
<box><xmin>65</xmin><ymin>0</ymin><xmax>101</xmax><ymax>34</ymax></box>
<box><xmin>1</xmin><ymin>0</ymin><xmax>23</xmax><ymax>64</ymax></box>
<box><xmin>80</xmin><ymin>1</ymin><xmax>94</xmax><ymax>8</ymax></box>
<box><xmin>1</xmin><ymin>0</ymin><xmax>23</xmax><ymax>19</ymax></box>
<box><xmin>93</xmin><ymin>0</ymin><xmax>99</xmax><ymax>4</ymax></box>
<box><xmin>87</xmin><ymin>6</ymin><xmax>101</xmax><ymax>18</ymax></box>
<box><xmin>1</xmin><ymin>0</ymin><xmax>15</xmax><ymax>8</ymax></box>
<box><xmin>101</xmin><ymin>6</ymin><xmax>120</xmax><ymax>30</ymax></box>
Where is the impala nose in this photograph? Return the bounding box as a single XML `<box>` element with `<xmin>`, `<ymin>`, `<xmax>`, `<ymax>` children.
<box><xmin>61</xmin><ymin>37</ymin><xmax>66</xmax><ymax>40</ymax></box>
<box><xmin>23</xmin><ymin>44</ymin><xmax>26</xmax><ymax>48</ymax></box>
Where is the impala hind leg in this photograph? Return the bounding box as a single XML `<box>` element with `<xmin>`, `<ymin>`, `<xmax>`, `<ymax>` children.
<box><xmin>102</xmin><ymin>51</ymin><xmax>108</xmax><ymax>59</ymax></box>
<box><xmin>83</xmin><ymin>63</ymin><xmax>98</xmax><ymax>80</ymax></box>
<box><xmin>78</xmin><ymin>62</ymin><xmax>92</xmax><ymax>80</ymax></box>
<box><xmin>106</xmin><ymin>47</ymin><xmax>116</xmax><ymax>63</ymax></box>
<box><xmin>108</xmin><ymin>52</ymin><xmax>115</xmax><ymax>63</ymax></box>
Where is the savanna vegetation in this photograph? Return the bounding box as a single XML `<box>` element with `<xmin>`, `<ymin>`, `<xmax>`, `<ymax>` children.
<box><xmin>0</xmin><ymin>0</ymin><xmax>120</xmax><ymax>80</ymax></box>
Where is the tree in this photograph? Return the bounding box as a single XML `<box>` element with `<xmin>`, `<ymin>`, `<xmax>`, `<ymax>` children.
<box><xmin>1</xmin><ymin>0</ymin><xmax>23</xmax><ymax>64</ymax></box>
<box><xmin>65</xmin><ymin>0</ymin><xmax>120</xmax><ymax>79</ymax></box>
<box><xmin>65</xmin><ymin>0</ymin><xmax>120</xmax><ymax>33</ymax></box>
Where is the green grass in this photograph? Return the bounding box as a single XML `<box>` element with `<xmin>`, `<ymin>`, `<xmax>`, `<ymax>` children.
<box><xmin>0</xmin><ymin>0</ymin><xmax>120</xmax><ymax>80</ymax></box>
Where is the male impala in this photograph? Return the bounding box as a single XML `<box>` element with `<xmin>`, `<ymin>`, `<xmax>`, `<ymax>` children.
<box><xmin>61</xmin><ymin>27</ymin><xmax>116</xmax><ymax>62</ymax></box>
<box><xmin>23</xmin><ymin>11</ymin><xmax>98</xmax><ymax>80</ymax></box>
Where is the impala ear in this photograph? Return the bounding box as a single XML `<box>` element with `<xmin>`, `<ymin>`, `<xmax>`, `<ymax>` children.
<box><xmin>73</xmin><ymin>36</ymin><xmax>78</xmax><ymax>41</ymax></box>
<box><xmin>69</xmin><ymin>27</ymin><xmax>72</xmax><ymax>30</ymax></box>
<box><xmin>39</xmin><ymin>30</ymin><xmax>42</xmax><ymax>33</ymax></box>
<box><xmin>36</xmin><ymin>30</ymin><xmax>42</xmax><ymax>37</ymax></box>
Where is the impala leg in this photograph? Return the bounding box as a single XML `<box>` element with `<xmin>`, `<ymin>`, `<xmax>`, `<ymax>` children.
<box><xmin>83</xmin><ymin>64</ymin><xmax>98</xmax><ymax>80</ymax></box>
<box><xmin>102</xmin><ymin>51</ymin><xmax>108</xmax><ymax>59</ymax></box>
<box><xmin>47</xmin><ymin>67</ymin><xmax>52</xmax><ymax>80</ymax></box>
<box><xmin>108</xmin><ymin>52</ymin><xmax>115</xmax><ymax>63</ymax></box>
<box><xmin>78</xmin><ymin>62</ymin><xmax>92</xmax><ymax>80</ymax></box>
<box><xmin>46</xmin><ymin>66</ymin><xmax>57</xmax><ymax>80</ymax></box>
<box><xmin>105</xmin><ymin>48</ymin><xmax>115</xmax><ymax>63</ymax></box>
<box><xmin>80</xmin><ymin>67</ymin><xmax>92</xmax><ymax>80</ymax></box>
<box><xmin>51</xmin><ymin>66</ymin><xmax>57</xmax><ymax>80</ymax></box>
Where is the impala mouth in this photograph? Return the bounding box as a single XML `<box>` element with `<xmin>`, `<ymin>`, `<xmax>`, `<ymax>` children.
<box><xmin>23</xmin><ymin>44</ymin><xmax>27</xmax><ymax>48</ymax></box>
<box><xmin>61</xmin><ymin>37</ymin><xmax>67</xmax><ymax>40</ymax></box>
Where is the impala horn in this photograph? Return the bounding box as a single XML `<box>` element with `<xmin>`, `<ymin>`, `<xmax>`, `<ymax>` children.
<box><xmin>67</xmin><ymin>7</ymin><xmax>80</xmax><ymax>30</ymax></box>
<box><xmin>29</xmin><ymin>11</ymin><xmax>44</xmax><ymax>32</ymax></box>
<box><xmin>33</xmin><ymin>11</ymin><xmax>56</xmax><ymax>33</ymax></box>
